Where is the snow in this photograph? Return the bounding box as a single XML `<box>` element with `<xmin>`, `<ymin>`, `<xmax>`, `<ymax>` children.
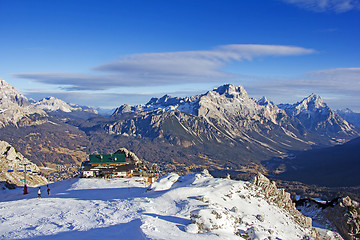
<box><xmin>147</xmin><ymin>173</ymin><xmax>179</xmax><ymax>191</ymax></box>
<box><xmin>1</xmin><ymin>172</ymin><xmax>316</xmax><ymax>239</ymax></box>
<box><xmin>0</xmin><ymin>79</ymin><xmax>48</xmax><ymax>126</ymax></box>
<box><xmin>34</xmin><ymin>97</ymin><xmax>81</xmax><ymax>112</ymax></box>
<box><xmin>296</xmin><ymin>200</ymin><xmax>343</xmax><ymax>239</ymax></box>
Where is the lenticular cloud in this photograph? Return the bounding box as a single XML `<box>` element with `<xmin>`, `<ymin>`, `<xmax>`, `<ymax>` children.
<box><xmin>14</xmin><ymin>44</ymin><xmax>315</xmax><ymax>90</ymax></box>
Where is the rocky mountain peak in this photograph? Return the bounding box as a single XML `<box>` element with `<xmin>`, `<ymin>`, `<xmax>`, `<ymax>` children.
<box><xmin>146</xmin><ymin>94</ymin><xmax>181</xmax><ymax>107</ymax></box>
<box><xmin>295</xmin><ymin>93</ymin><xmax>326</xmax><ymax>112</ymax></box>
<box><xmin>0</xmin><ymin>79</ymin><xmax>48</xmax><ymax>128</ymax></box>
<box><xmin>279</xmin><ymin>93</ymin><xmax>329</xmax><ymax>116</ymax></box>
<box><xmin>256</xmin><ymin>96</ymin><xmax>275</xmax><ymax>107</ymax></box>
<box><xmin>0</xmin><ymin>78</ymin><xmax>29</xmax><ymax>106</ymax></box>
<box><xmin>112</xmin><ymin>104</ymin><xmax>145</xmax><ymax>115</ymax></box>
<box><xmin>278</xmin><ymin>93</ymin><xmax>358</xmax><ymax>138</ymax></box>
<box><xmin>113</xmin><ymin>104</ymin><xmax>132</xmax><ymax>114</ymax></box>
<box><xmin>212</xmin><ymin>84</ymin><xmax>248</xmax><ymax>99</ymax></box>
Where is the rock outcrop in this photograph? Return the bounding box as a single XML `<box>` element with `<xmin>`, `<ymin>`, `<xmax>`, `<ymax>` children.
<box><xmin>324</xmin><ymin>196</ymin><xmax>360</xmax><ymax>240</ymax></box>
<box><xmin>114</xmin><ymin>147</ymin><xmax>142</xmax><ymax>164</ymax></box>
<box><xmin>296</xmin><ymin>195</ymin><xmax>360</xmax><ymax>239</ymax></box>
<box><xmin>252</xmin><ymin>173</ymin><xmax>313</xmax><ymax>229</ymax></box>
<box><xmin>0</xmin><ymin>140</ymin><xmax>48</xmax><ymax>188</ymax></box>
<box><xmin>184</xmin><ymin>171</ymin><xmax>318</xmax><ymax>239</ymax></box>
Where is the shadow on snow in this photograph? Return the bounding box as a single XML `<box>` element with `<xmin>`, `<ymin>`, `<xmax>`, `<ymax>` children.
<box><xmin>52</xmin><ymin>187</ymin><xmax>147</xmax><ymax>201</ymax></box>
<box><xmin>143</xmin><ymin>213</ymin><xmax>191</xmax><ymax>232</ymax></box>
<box><xmin>27</xmin><ymin>218</ymin><xmax>147</xmax><ymax>240</ymax></box>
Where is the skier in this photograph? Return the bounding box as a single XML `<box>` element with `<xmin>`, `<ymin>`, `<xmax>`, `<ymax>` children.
<box><xmin>38</xmin><ymin>187</ymin><xmax>41</xmax><ymax>198</ymax></box>
<box><xmin>47</xmin><ymin>185</ymin><xmax>50</xmax><ymax>195</ymax></box>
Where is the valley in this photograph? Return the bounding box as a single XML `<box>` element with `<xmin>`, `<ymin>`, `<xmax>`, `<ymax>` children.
<box><xmin>1</xmin><ymin>79</ymin><xmax>360</xmax><ymax>239</ymax></box>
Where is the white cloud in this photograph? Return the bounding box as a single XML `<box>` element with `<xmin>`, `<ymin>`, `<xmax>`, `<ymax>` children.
<box><xmin>243</xmin><ymin>67</ymin><xmax>360</xmax><ymax>110</ymax></box>
<box><xmin>247</xmin><ymin>67</ymin><xmax>360</xmax><ymax>94</ymax></box>
<box><xmin>14</xmin><ymin>73</ymin><xmax>114</xmax><ymax>90</ymax></box>
<box><xmin>14</xmin><ymin>44</ymin><xmax>314</xmax><ymax>91</ymax></box>
<box><xmin>282</xmin><ymin>0</ymin><xmax>360</xmax><ymax>12</ymax></box>
<box><xmin>21</xmin><ymin>67</ymin><xmax>360</xmax><ymax>111</ymax></box>
<box><xmin>95</xmin><ymin>44</ymin><xmax>314</xmax><ymax>76</ymax></box>
<box><xmin>24</xmin><ymin>90</ymin><xmax>158</xmax><ymax>108</ymax></box>
<box><xmin>306</xmin><ymin>68</ymin><xmax>360</xmax><ymax>92</ymax></box>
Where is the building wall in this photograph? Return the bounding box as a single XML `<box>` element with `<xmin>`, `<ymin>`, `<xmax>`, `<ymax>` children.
<box><xmin>83</xmin><ymin>171</ymin><xmax>94</xmax><ymax>178</ymax></box>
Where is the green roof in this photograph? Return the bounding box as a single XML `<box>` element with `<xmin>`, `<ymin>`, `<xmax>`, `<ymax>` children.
<box><xmin>89</xmin><ymin>154</ymin><xmax>126</xmax><ymax>164</ymax></box>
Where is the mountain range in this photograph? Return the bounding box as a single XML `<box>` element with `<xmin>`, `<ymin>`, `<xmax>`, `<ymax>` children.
<box><xmin>336</xmin><ymin>108</ymin><xmax>360</xmax><ymax>129</ymax></box>
<box><xmin>0</xmin><ymin>78</ymin><xmax>359</xmax><ymax>184</ymax></box>
<box><xmin>111</xmin><ymin>84</ymin><xmax>357</xmax><ymax>143</ymax></box>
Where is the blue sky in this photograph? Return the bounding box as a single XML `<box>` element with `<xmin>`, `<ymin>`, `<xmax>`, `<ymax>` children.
<box><xmin>1</xmin><ymin>0</ymin><xmax>359</xmax><ymax>111</ymax></box>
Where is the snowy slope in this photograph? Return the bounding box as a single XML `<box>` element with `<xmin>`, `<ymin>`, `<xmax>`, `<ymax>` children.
<box><xmin>0</xmin><ymin>172</ymin><xmax>324</xmax><ymax>240</ymax></box>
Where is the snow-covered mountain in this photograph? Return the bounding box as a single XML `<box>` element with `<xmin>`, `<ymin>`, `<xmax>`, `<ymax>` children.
<box><xmin>0</xmin><ymin>79</ymin><xmax>98</xmax><ymax>127</ymax></box>
<box><xmin>34</xmin><ymin>96</ymin><xmax>98</xmax><ymax>114</ymax></box>
<box><xmin>336</xmin><ymin>108</ymin><xmax>360</xmax><ymax>129</ymax></box>
<box><xmin>34</xmin><ymin>97</ymin><xmax>82</xmax><ymax>113</ymax></box>
<box><xmin>0</xmin><ymin>78</ymin><xmax>28</xmax><ymax>106</ymax></box>
<box><xmin>113</xmin><ymin>85</ymin><xmax>283</xmax><ymax>122</ymax></box>
<box><xmin>0</xmin><ymin>171</ymin><xmax>333</xmax><ymax>239</ymax></box>
<box><xmin>111</xmin><ymin>84</ymin><xmax>300</xmax><ymax>138</ymax></box>
<box><xmin>114</xmin><ymin>86</ymin><xmax>357</xmax><ymax>140</ymax></box>
<box><xmin>279</xmin><ymin>94</ymin><xmax>356</xmax><ymax>139</ymax></box>
<box><xmin>109</xmin><ymin>84</ymin><xmax>357</xmax><ymax>150</ymax></box>
<box><xmin>0</xmin><ymin>140</ymin><xmax>48</xmax><ymax>188</ymax></box>
<box><xmin>98</xmin><ymin>84</ymin><xmax>360</xmax><ymax>174</ymax></box>
<box><xmin>113</xmin><ymin>85</ymin><xmax>355</xmax><ymax>137</ymax></box>
<box><xmin>0</xmin><ymin>79</ymin><xmax>47</xmax><ymax>128</ymax></box>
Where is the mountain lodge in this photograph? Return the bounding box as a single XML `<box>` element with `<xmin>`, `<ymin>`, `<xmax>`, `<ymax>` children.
<box><xmin>81</xmin><ymin>153</ymin><xmax>157</xmax><ymax>182</ymax></box>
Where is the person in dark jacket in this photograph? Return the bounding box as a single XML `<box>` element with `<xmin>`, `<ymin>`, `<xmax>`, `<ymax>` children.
<box><xmin>47</xmin><ymin>185</ymin><xmax>50</xmax><ymax>195</ymax></box>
